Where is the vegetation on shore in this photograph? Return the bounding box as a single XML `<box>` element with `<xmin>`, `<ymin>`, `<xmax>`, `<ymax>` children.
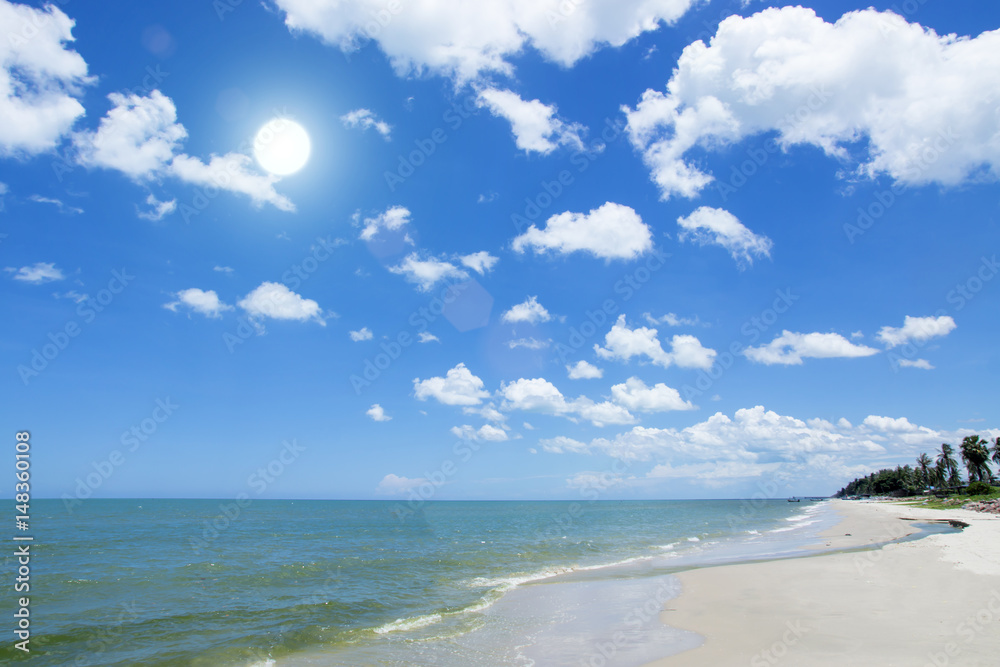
<box><xmin>834</xmin><ymin>435</ymin><xmax>1000</xmax><ymax>499</ymax></box>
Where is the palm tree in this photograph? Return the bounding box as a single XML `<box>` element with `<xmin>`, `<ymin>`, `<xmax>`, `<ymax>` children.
<box><xmin>990</xmin><ymin>436</ymin><xmax>1000</xmax><ymax>484</ymax></box>
<box><xmin>959</xmin><ymin>435</ymin><xmax>991</xmax><ymax>483</ymax></box>
<box><xmin>937</xmin><ymin>443</ymin><xmax>962</xmax><ymax>487</ymax></box>
<box><xmin>916</xmin><ymin>453</ymin><xmax>933</xmax><ymax>488</ymax></box>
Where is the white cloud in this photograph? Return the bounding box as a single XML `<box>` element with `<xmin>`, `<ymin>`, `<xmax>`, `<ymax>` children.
<box><xmin>610</xmin><ymin>377</ymin><xmax>695</xmax><ymax>412</ymax></box>
<box><xmin>458</xmin><ymin>251</ymin><xmax>498</xmax><ymax>275</ymax></box>
<box><xmin>73</xmin><ymin>91</ymin><xmax>186</xmax><ymax>178</ymax></box>
<box><xmin>164</xmin><ymin>288</ymin><xmax>232</xmax><ymax>318</ymax></box>
<box><xmin>623</xmin><ymin>6</ymin><xmax>1000</xmax><ymax>199</ymax></box>
<box><xmin>214</xmin><ymin>266</ymin><xmax>234</xmax><ymax>274</ymax></box>
<box><xmin>512</xmin><ymin>202</ymin><xmax>653</xmax><ymax>261</ymax></box>
<box><xmin>508</xmin><ymin>337</ymin><xmax>550</xmax><ymax>350</ymax></box>
<box><xmin>644</xmin><ymin>312</ymin><xmax>701</xmax><ymax>327</ymax></box>
<box><xmin>500</xmin><ymin>377</ymin><xmax>635</xmax><ymax>427</ymax></box>
<box><xmin>567</xmin><ymin>360</ymin><xmax>603</xmax><ymax>380</ymax></box>
<box><xmin>73</xmin><ymin>92</ymin><xmax>293</xmax><ymax>211</ymax></box>
<box><xmin>414</xmin><ymin>363</ymin><xmax>490</xmax><ymax>406</ymax></box>
<box><xmin>0</xmin><ymin>0</ymin><xmax>91</xmax><ymax>156</ymax></box>
<box><xmin>744</xmin><ymin>330</ymin><xmax>880</xmax><ymax>365</ymax></box>
<box><xmin>418</xmin><ymin>331</ymin><xmax>440</xmax><ymax>343</ymax></box>
<box><xmin>676</xmin><ymin>207</ymin><xmax>772</xmax><ymax>268</ymax></box>
<box><xmin>501</xmin><ymin>296</ymin><xmax>551</xmax><ymax>324</ymax></box>
<box><xmin>877</xmin><ymin>315</ymin><xmax>956</xmax><ymax>348</ymax></box>
<box><xmin>540</xmin><ymin>436</ymin><xmax>590</xmax><ymax>454</ymax></box>
<box><xmin>271</xmin><ymin>0</ymin><xmax>699</xmax><ymax>84</ymax></box>
<box><xmin>367</xmin><ymin>403</ymin><xmax>392</xmax><ymax>421</ymax></box>
<box><xmin>389</xmin><ymin>253</ymin><xmax>468</xmax><ymax>291</ymax></box>
<box><xmin>6</xmin><ymin>262</ymin><xmax>64</xmax><ymax>284</ymax></box>
<box><xmin>451</xmin><ymin>424</ymin><xmax>509</xmax><ymax>442</ymax></box>
<box><xmin>594</xmin><ymin>315</ymin><xmax>716</xmax><ymax>369</ymax></box>
<box><xmin>477</xmin><ymin>88</ymin><xmax>585</xmax><ymax>154</ymax></box>
<box><xmin>137</xmin><ymin>194</ymin><xmax>177</xmax><ymax>221</ymax></box>
<box><xmin>28</xmin><ymin>195</ymin><xmax>83</xmax><ymax>215</ymax></box>
<box><xmin>169</xmin><ymin>151</ymin><xmax>294</xmax><ymax>211</ymax></box>
<box><xmin>359</xmin><ymin>205</ymin><xmax>410</xmax><ymax>241</ymax></box>
<box><xmin>349</xmin><ymin>327</ymin><xmax>373</xmax><ymax>341</ymax></box>
<box><xmin>376</xmin><ymin>473</ymin><xmax>425</xmax><ymax>495</ymax></box>
<box><xmin>899</xmin><ymin>358</ymin><xmax>934</xmax><ymax>370</ymax></box>
<box><xmin>237</xmin><ymin>282</ymin><xmax>325</xmax><ymax>325</ymax></box>
<box><xmin>340</xmin><ymin>108</ymin><xmax>391</xmax><ymax>139</ymax></box>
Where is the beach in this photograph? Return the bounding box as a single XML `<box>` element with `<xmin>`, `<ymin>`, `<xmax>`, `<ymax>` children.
<box><xmin>648</xmin><ymin>499</ymin><xmax>1000</xmax><ymax>667</ymax></box>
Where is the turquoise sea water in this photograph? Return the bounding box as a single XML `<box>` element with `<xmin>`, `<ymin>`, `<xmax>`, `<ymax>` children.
<box><xmin>2</xmin><ymin>498</ymin><xmax>842</xmax><ymax>666</ymax></box>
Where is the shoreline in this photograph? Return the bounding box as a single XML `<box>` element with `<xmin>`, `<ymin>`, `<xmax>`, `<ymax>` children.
<box><xmin>645</xmin><ymin>499</ymin><xmax>1000</xmax><ymax>666</ymax></box>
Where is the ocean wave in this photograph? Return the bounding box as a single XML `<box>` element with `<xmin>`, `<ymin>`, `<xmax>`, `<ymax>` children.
<box><xmin>374</xmin><ymin>613</ymin><xmax>443</xmax><ymax>635</ymax></box>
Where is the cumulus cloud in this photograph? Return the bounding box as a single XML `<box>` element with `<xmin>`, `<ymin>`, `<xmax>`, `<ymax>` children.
<box><xmin>340</xmin><ymin>108</ymin><xmax>391</xmax><ymax>139</ymax></box>
<box><xmin>164</xmin><ymin>288</ymin><xmax>233</xmax><ymax>318</ymax></box>
<box><xmin>376</xmin><ymin>473</ymin><xmax>425</xmax><ymax>495</ymax></box>
<box><xmin>137</xmin><ymin>194</ymin><xmax>177</xmax><ymax>221</ymax></box>
<box><xmin>477</xmin><ymin>88</ymin><xmax>585</xmax><ymax>154</ymax></box>
<box><xmin>539</xmin><ymin>436</ymin><xmax>591</xmax><ymax>454</ymax></box>
<box><xmin>389</xmin><ymin>253</ymin><xmax>468</xmax><ymax>291</ymax></box>
<box><xmin>349</xmin><ymin>327</ymin><xmax>373</xmax><ymax>341</ymax></box>
<box><xmin>418</xmin><ymin>332</ymin><xmax>440</xmax><ymax>343</ymax></box>
<box><xmin>458</xmin><ymin>251</ymin><xmax>498</xmax><ymax>275</ymax></box>
<box><xmin>73</xmin><ymin>91</ymin><xmax>294</xmax><ymax>211</ymax></box>
<box><xmin>567</xmin><ymin>360</ymin><xmax>603</xmax><ymax>380</ymax></box>
<box><xmin>508</xmin><ymin>337</ymin><xmax>550</xmax><ymax>350</ymax></box>
<box><xmin>595</xmin><ymin>315</ymin><xmax>716</xmax><ymax>369</ymax></box>
<box><xmin>744</xmin><ymin>330</ymin><xmax>880</xmax><ymax>365</ymax></box>
<box><xmin>899</xmin><ymin>358</ymin><xmax>934</xmax><ymax>370</ymax></box>
<box><xmin>451</xmin><ymin>424</ymin><xmax>509</xmax><ymax>442</ymax></box>
<box><xmin>6</xmin><ymin>262</ymin><xmax>64</xmax><ymax>284</ymax></box>
<box><xmin>877</xmin><ymin>315</ymin><xmax>956</xmax><ymax>348</ymax></box>
<box><xmin>237</xmin><ymin>282</ymin><xmax>325</xmax><ymax>325</ymax></box>
<box><xmin>513</xmin><ymin>202</ymin><xmax>653</xmax><ymax>261</ymax></box>
<box><xmin>0</xmin><ymin>0</ymin><xmax>91</xmax><ymax>156</ymax></box>
<box><xmin>623</xmin><ymin>6</ymin><xmax>1000</xmax><ymax>199</ymax></box>
<box><xmin>367</xmin><ymin>403</ymin><xmax>392</xmax><ymax>421</ymax></box>
<box><xmin>676</xmin><ymin>207</ymin><xmax>772</xmax><ymax>268</ymax></box>
<box><xmin>270</xmin><ymin>0</ymin><xmax>699</xmax><ymax>83</ymax></box>
<box><xmin>610</xmin><ymin>377</ymin><xmax>695</xmax><ymax>412</ymax></box>
<box><xmin>502</xmin><ymin>296</ymin><xmax>552</xmax><ymax>324</ymax></box>
<box><xmin>414</xmin><ymin>363</ymin><xmax>491</xmax><ymax>406</ymax></box>
<box><xmin>500</xmin><ymin>377</ymin><xmax>635</xmax><ymax>427</ymax></box>
<box><xmin>644</xmin><ymin>312</ymin><xmax>701</xmax><ymax>327</ymax></box>
<box><xmin>358</xmin><ymin>205</ymin><xmax>410</xmax><ymax>241</ymax></box>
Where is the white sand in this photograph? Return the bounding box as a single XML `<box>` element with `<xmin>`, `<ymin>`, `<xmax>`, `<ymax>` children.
<box><xmin>646</xmin><ymin>499</ymin><xmax>1000</xmax><ymax>666</ymax></box>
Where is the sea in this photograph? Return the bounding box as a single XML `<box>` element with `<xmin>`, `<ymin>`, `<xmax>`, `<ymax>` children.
<box><xmin>0</xmin><ymin>498</ymin><xmax>921</xmax><ymax>666</ymax></box>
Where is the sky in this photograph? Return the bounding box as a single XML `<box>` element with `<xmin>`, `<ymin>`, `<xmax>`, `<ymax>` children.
<box><xmin>2</xmin><ymin>0</ymin><xmax>999</xmax><ymax>503</ymax></box>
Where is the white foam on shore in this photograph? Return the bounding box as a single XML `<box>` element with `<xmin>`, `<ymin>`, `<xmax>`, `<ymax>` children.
<box><xmin>374</xmin><ymin>613</ymin><xmax>443</xmax><ymax>635</ymax></box>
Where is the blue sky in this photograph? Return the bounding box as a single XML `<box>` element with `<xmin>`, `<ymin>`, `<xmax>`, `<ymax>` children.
<box><xmin>2</xmin><ymin>0</ymin><xmax>999</xmax><ymax>503</ymax></box>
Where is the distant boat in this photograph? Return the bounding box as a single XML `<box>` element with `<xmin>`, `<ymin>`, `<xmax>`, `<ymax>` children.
<box><xmin>787</xmin><ymin>497</ymin><xmax>801</xmax><ymax>502</ymax></box>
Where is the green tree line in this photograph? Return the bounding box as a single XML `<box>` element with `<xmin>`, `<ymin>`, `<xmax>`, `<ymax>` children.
<box><xmin>835</xmin><ymin>435</ymin><xmax>1000</xmax><ymax>497</ymax></box>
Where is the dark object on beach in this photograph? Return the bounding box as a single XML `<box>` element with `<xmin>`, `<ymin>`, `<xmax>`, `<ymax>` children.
<box><xmin>787</xmin><ymin>498</ymin><xmax>801</xmax><ymax>502</ymax></box>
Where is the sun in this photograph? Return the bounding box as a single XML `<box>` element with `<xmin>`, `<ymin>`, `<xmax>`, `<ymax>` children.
<box><xmin>253</xmin><ymin>118</ymin><xmax>311</xmax><ymax>175</ymax></box>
